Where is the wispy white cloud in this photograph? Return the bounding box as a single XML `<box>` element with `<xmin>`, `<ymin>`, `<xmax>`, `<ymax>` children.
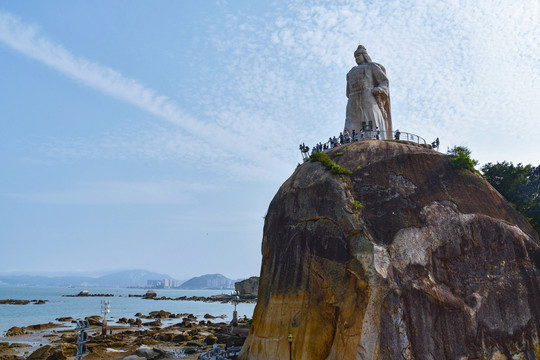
<box><xmin>1</xmin><ymin>1</ymin><xmax>539</xmax><ymax>173</ymax></box>
<box><xmin>4</xmin><ymin>180</ymin><xmax>221</xmax><ymax>204</ymax></box>
<box><xmin>0</xmin><ymin>11</ymin><xmax>295</xmax><ymax>180</ymax></box>
<box><xmin>203</xmin><ymin>0</ymin><xmax>540</xmax><ymax>164</ymax></box>
<box><xmin>0</xmin><ymin>11</ymin><xmax>199</xmax><ymax>132</ymax></box>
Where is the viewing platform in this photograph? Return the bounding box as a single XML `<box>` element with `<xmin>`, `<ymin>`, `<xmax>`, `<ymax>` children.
<box><xmin>300</xmin><ymin>130</ymin><xmax>439</xmax><ymax>161</ymax></box>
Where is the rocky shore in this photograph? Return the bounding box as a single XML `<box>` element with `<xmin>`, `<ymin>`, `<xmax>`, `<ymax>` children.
<box><xmin>62</xmin><ymin>291</ymin><xmax>114</xmax><ymax>297</ymax></box>
<box><xmin>0</xmin><ymin>310</ymin><xmax>251</xmax><ymax>359</ymax></box>
<box><xmin>129</xmin><ymin>293</ymin><xmax>256</xmax><ymax>304</ymax></box>
<box><xmin>0</xmin><ymin>300</ymin><xmax>47</xmax><ymax>305</ymax></box>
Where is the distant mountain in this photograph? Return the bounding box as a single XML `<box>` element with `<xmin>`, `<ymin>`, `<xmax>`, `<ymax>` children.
<box><xmin>0</xmin><ymin>269</ymin><xmax>177</xmax><ymax>288</ymax></box>
<box><xmin>96</xmin><ymin>270</ymin><xmax>174</xmax><ymax>287</ymax></box>
<box><xmin>179</xmin><ymin>273</ymin><xmax>235</xmax><ymax>290</ymax></box>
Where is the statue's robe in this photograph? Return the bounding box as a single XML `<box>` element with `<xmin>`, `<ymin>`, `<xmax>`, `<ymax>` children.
<box><xmin>344</xmin><ymin>62</ymin><xmax>392</xmax><ymax>138</ymax></box>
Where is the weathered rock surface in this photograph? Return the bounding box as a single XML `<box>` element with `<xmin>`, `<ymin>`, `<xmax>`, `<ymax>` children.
<box><xmin>26</xmin><ymin>344</ymin><xmax>75</xmax><ymax>359</ymax></box>
<box><xmin>55</xmin><ymin>317</ymin><xmax>74</xmax><ymax>322</ymax></box>
<box><xmin>1</xmin><ymin>314</ymin><xmax>251</xmax><ymax>359</ymax></box>
<box><xmin>235</xmin><ymin>277</ymin><xmax>259</xmax><ymax>296</ymax></box>
<box><xmin>85</xmin><ymin>316</ymin><xmax>102</xmax><ymax>326</ymax></box>
<box><xmin>5</xmin><ymin>327</ymin><xmax>25</xmax><ymax>337</ymax></box>
<box><xmin>240</xmin><ymin>140</ymin><xmax>540</xmax><ymax>360</ymax></box>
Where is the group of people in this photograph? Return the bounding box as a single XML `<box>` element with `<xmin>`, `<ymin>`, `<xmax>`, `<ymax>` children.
<box><xmin>303</xmin><ymin>127</ymin><xmax>382</xmax><ymax>156</ymax></box>
<box><xmin>300</xmin><ymin>129</ymin><xmax>438</xmax><ymax>159</ymax></box>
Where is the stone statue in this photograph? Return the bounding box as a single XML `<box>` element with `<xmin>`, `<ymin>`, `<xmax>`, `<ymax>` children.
<box><xmin>344</xmin><ymin>45</ymin><xmax>392</xmax><ymax>138</ymax></box>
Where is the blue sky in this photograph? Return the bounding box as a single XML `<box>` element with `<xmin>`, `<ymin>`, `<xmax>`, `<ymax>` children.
<box><xmin>0</xmin><ymin>0</ymin><xmax>539</xmax><ymax>280</ymax></box>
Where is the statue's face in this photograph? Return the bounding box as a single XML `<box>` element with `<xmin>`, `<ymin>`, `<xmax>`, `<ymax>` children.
<box><xmin>354</xmin><ymin>52</ymin><xmax>365</xmax><ymax>65</ymax></box>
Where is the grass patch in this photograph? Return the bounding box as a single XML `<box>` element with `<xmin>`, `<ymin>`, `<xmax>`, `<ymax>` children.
<box><xmin>310</xmin><ymin>152</ymin><xmax>352</xmax><ymax>176</ymax></box>
<box><xmin>352</xmin><ymin>200</ymin><xmax>364</xmax><ymax>211</ymax></box>
<box><xmin>335</xmin><ymin>152</ymin><xmax>344</xmax><ymax>156</ymax></box>
<box><xmin>356</xmin><ymin>166</ymin><xmax>362</xmax><ymax>171</ymax></box>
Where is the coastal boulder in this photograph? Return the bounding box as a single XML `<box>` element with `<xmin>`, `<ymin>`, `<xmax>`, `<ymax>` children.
<box><xmin>143</xmin><ymin>319</ymin><xmax>162</xmax><ymax>327</ymax></box>
<box><xmin>27</xmin><ymin>344</ymin><xmax>75</xmax><ymax>360</ymax></box>
<box><xmin>5</xmin><ymin>327</ymin><xmax>24</xmax><ymax>336</ymax></box>
<box><xmin>55</xmin><ymin>317</ymin><xmax>73</xmax><ymax>322</ymax></box>
<box><xmin>143</xmin><ymin>290</ymin><xmax>157</xmax><ymax>299</ymax></box>
<box><xmin>85</xmin><ymin>316</ymin><xmax>102</xmax><ymax>326</ymax></box>
<box><xmin>135</xmin><ymin>346</ymin><xmax>161</xmax><ymax>359</ymax></box>
<box><xmin>149</xmin><ymin>310</ymin><xmax>171</xmax><ymax>319</ymax></box>
<box><xmin>0</xmin><ymin>299</ymin><xmax>30</xmax><ymax>305</ymax></box>
<box><xmin>235</xmin><ymin>277</ymin><xmax>259</xmax><ymax>296</ymax></box>
<box><xmin>239</xmin><ymin>140</ymin><xmax>540</xmax><ymax>360</ymax></box>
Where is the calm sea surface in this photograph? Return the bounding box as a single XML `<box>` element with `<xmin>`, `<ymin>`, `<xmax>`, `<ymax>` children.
<box><xmin>0</xmin><ymin>286</ymin><xmax>256</xmax><ymax>335</ymax></box>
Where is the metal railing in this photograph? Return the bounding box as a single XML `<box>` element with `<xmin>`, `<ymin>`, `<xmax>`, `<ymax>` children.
<box><xmin>300</xmin><ymin>130</ymin><xmax>432</xmax><ymax>161</ymax></box>
<box><xmin>364</xmin><ymin>130</ymin><xmax>426</xmax><ymax>143</ymax></box>
<box><xmin>199</xmin><ymin>346</ymin><xmax>242</xmax><ymax>360</ymax></box>
<box><xmin>73</xmin><ymin>320</ymin><xmax>89</xmax><ymax>360</ymax></box>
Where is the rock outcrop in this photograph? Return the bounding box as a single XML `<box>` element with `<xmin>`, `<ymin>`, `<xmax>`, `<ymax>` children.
<box><xmin>240</xmin><ymin>140</ymin><xmax>540</xmax><ymax>360</ymax></box>
<box><xmin>143</xmin><ymin>290</ymin><xmax>157</xmax><ymax>299</ymax></box>
<box><xmin>235</xmin><ymin>277</ymin><xmax>260</xmax><ymax>296</ymax></box>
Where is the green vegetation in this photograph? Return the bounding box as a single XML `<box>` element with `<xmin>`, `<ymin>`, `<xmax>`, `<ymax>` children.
<box><xmin>352</xmin><ymin>200</ymin><xmax>364</xmax><ymax>211</ymax></box>
<box><xmin>310</xmin><ymin>152</ymin><xmax>352</xmax><ymax>176</ymax></box>
<box><xmin>356</xmin><ymin>165</ymin><xmax>362</xmax><ymax>171</ymax></box>
<box><xmin>335</xmin><ymin>152</ymin><xmax>344</xmax><ymax>156</ymax></box>
<box><xmin>447</xmin><ymin>146</ymin><xmax>479</xmax><ymax>172</ymax></box>
<box><xmin>482</xmin><ymin>161</ymin><xmax>540</xmax><ymax>235</ymax></box>
<box><xmin>446</xmin><ymin>146</ymin><xmax>538</xmax><ymax>235</ymax></box>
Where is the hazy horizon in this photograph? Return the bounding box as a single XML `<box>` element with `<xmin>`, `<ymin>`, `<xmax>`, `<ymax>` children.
<box><xmin>0</xmin><ymin>268</ymin><xmax>247</xmax><ymax>283</ymax></box>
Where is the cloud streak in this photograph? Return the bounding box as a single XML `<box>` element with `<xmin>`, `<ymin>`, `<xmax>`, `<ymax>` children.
<box><xmin>1</xmin><ymin>2</ymin><xmax>539</xmax><ymax>172</ymax></box>
<box><xmin>0</xmin><ymin>11</ymin><xmax>294</xmax><ymax>180</ymax></box>
<box><xmin>0</xmin><ymin>11</ymin><xmax>199</xmax><ymax>132</ymax></box>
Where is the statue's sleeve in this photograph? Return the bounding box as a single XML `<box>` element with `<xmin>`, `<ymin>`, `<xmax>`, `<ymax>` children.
<box><xmin>372</xmin><ymin>65</ymin><xmax>389</xmax><ymax>96</ymax></box>
<box><xmin>371</xmin><ymin>64</ymin><xmax>392</xmax><ymax>132</ymax></box>
<box><xmin>346</xmin><ymin>72</ymin><xmax>350</xmax><ymax>98</ymax></box>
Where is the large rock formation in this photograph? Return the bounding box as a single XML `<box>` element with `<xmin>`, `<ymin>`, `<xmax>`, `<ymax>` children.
<box><xmin>235</xmin><ymin>277</ymin><xmax>260</xmax><ymax>297</ymax></box>
<box><xmin>240</xmin><ymin>140</ymin><xmax>540</xmax><ymax>360</ymax></box>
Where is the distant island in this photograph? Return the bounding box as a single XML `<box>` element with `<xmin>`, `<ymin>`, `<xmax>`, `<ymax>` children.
<box><xmin>0</xmin><ymin>269</ymin><xmax>241</xmax><ymax>290</ymax></box>
<box><xmin>177</xmin><ymin>274</ymin><xmax>235</xmax><ymax>290</ymax></box>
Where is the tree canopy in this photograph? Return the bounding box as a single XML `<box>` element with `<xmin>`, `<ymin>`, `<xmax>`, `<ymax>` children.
<box><xmin>447</xmin><ymin>146</ymin><xmax>479</xmax><ymax>172</ymax></box>
<box><xmin>446</xmin><ymin>146</ymin><xmax>538</xmax><ymax>235</ymax></box>
<box><xmin>482</xmin><ymin>161</ymin><xmax>540</xmax><ymax>235</ymax></box>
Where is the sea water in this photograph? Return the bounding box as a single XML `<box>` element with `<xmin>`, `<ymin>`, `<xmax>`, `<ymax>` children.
<box><xmin>0</xmin><ymin>285</ymin><xmax>256</xmax><ymax>335</ymax></box>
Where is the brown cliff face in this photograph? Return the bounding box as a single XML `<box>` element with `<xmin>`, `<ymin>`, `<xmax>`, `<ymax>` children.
<box><xmin>239</xmin><ymin>140</ymin><xmax>540</xmax><ymax>360</ymax></box>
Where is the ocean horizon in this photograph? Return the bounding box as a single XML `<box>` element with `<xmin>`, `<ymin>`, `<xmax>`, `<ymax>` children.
<box><xmin>0</xmin><ymin>285</ymin><xmax>256</xmax><ymax>335</ymax></box>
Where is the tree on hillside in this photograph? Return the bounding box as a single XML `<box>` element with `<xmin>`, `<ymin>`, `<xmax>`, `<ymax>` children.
<box><xmin>482</xmin><ymin>161</ymin><xmax>540</xmax><ymax>235</ymax></box>
<box><xmin>447</xmin><ymin>146</ymin><xmax>479</xmax><ymax>172</ymax></box>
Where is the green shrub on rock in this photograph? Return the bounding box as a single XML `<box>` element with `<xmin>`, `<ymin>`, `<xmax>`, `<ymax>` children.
<box><xmin>447</xmin><ymin>146</ymin><xmax>478</xmax><ymax>172</ymax></box>
<box><xmin>352</xmin><ymin>200</ymin><xmax>364</xmax><ymax>211</ymax></box>
<box><xmin>310</xmin><ymin>152</ymin><xmax>352</xmax><ymax>176</ymax></box>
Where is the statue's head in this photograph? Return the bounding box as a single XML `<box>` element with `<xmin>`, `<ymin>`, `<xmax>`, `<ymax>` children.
<box><xmin>354</xmin><ymin>45</ymin><xmax>372</xmax><ymax>65</ymax></box>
